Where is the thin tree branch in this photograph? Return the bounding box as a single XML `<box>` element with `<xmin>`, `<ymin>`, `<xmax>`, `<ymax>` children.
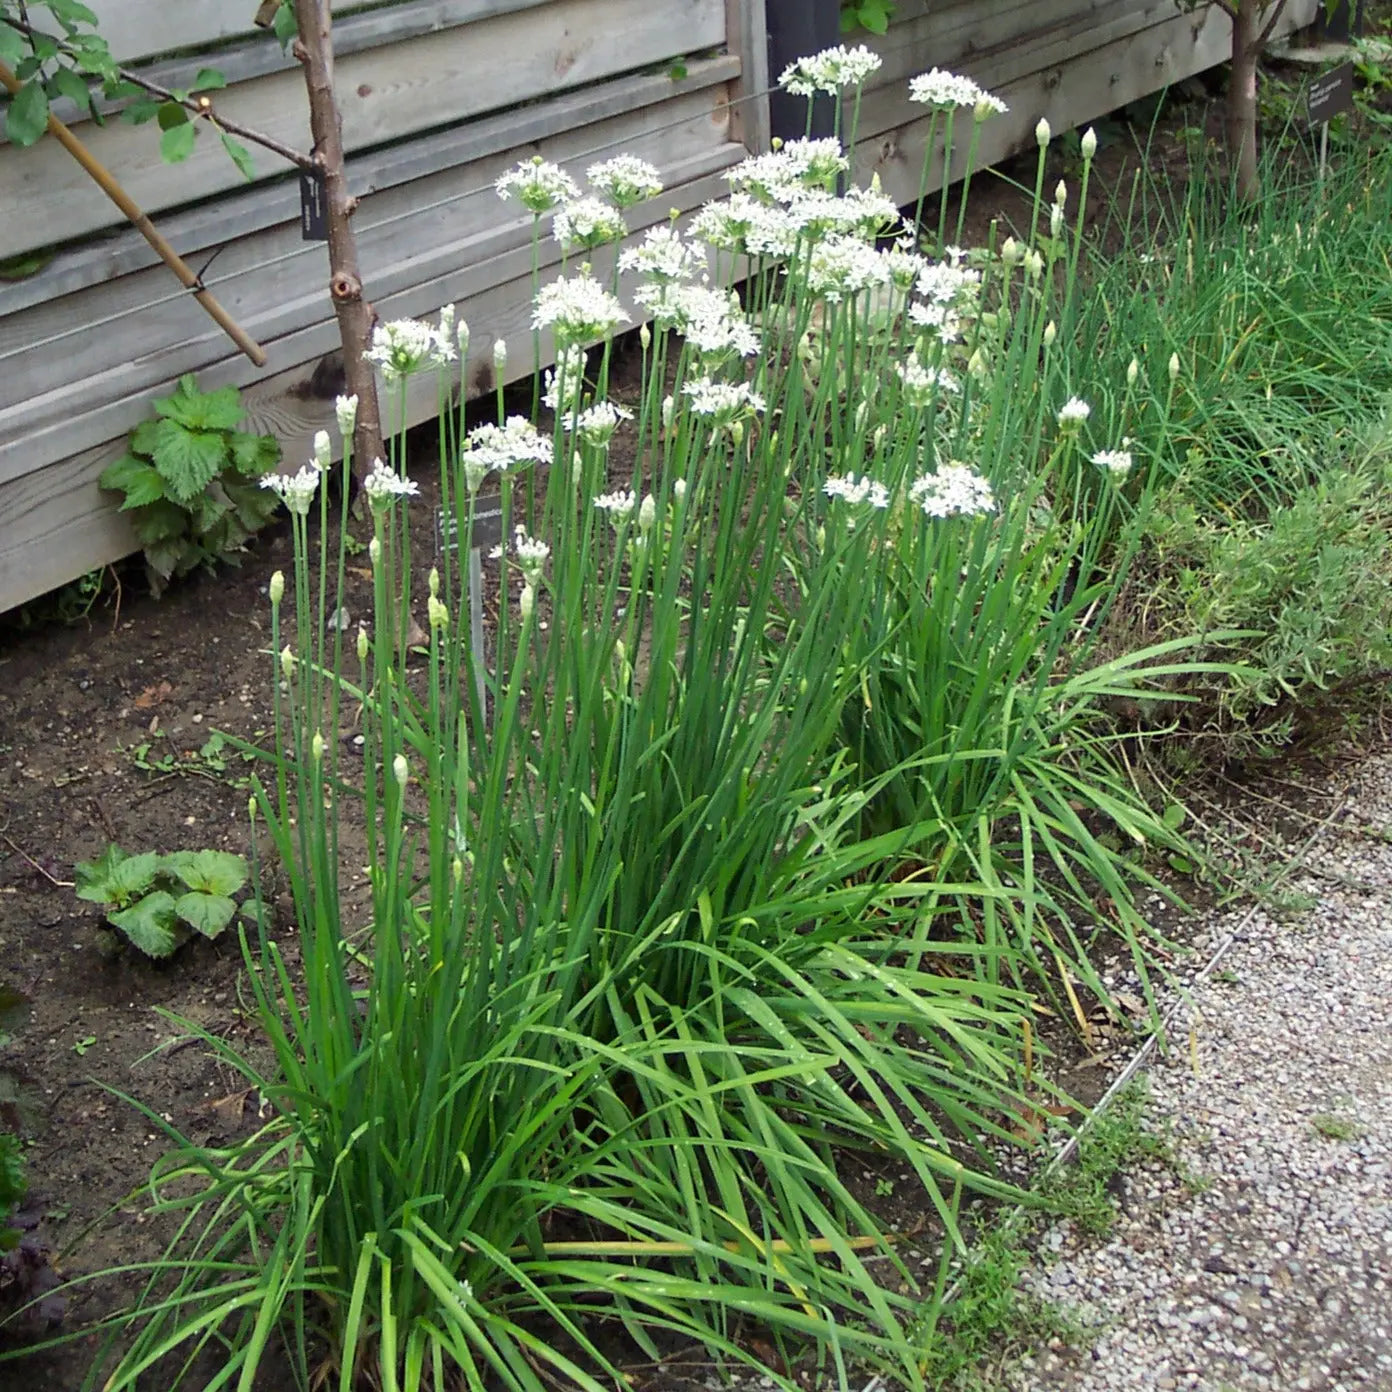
<box><xmin>0</xmin><ymin>14</ymin><xmax>317</xmax><ymax>172</ymax></box>
<box><xmin>1253</xmin><ymin>0</ymin><xmax>1293</xmax><ymax>53</ymax></box>
<box><xmin>0</xmin><ymin>56</ymin><xmax>268</xmax><ymax>366</ymax></box>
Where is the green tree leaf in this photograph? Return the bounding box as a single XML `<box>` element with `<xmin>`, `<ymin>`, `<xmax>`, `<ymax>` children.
<box><xmin>160</xmin><ymin>121</ymin><xmax>197</xmax><ymax>164</ymax></box>
<box><xmin>49</xmin><ymin>66</ymin><xmax>95</xmax><ymax>116</ymax></box>
<box><xmin>147</xmin><ymin>419</ymin><xmax>228</xmax><ymax>503</ymax></box>
<box><xmin>0</xmin><ymin>27</ymin><xmax>25</xmax><ymax>69</ymax></box>
<box><xmin>174</xmin><ymin>891</ymin><xmax>237</xmax><ymax>939</ymax></box>
<box><xmin>5</xmin><ymin>81</ymin><xmax>51</xmax><ymax>147</ymax></box>
<box><xmin>164</xmin><ymin>850</ymin><xmax>248</xmax><ymax>898</ymax></box>
<box><xmin>220</xmin><ymin>132</ymin><xmax>256</xmax><ymax>182</ymax></box>
<box><xmin>192</xmin><ymin>68</ymin><xmax>227</xmax><ymax>92</ymax></box>
<box><xmin>108</xmin><ymin>891</ymin><xmax>181</xmax><ymax>957</ymax></box>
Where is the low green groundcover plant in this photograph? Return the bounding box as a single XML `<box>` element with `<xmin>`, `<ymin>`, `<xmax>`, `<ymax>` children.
<box><xmin>73</xmin><ymin>845</ymin><xmax>249</xmax><ymax>957</ymax></box>
<box><xmin>12</xmin><ymin>51</ymin><xmax>1233</xmax><ymax>1392</ymax></box>
<box><xmin>98</xmin><ymin>374</ymin><xmax>283</xmax><ymax>596</ymax></box>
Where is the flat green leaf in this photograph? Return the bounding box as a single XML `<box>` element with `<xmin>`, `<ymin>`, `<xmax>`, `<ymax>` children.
<box><xmin>160</xmin><ymin>121</ymin><xmax>197</xmax><ymax>164</ymax></box>
<box><xmin>228</xmin><ymin>431</ymin><xmax>280</xmax><ymax>476</ymax></box>
<box><xmin>146</xmin><ymin>418</ymin><xmax>228</xmax><ymax>503</ymax></box>
<box><xmin>122</xmin><ymin>97</ymin><xmax>162</xmax><ymax>125</ymax></box>
<box><xmin>49</xmin><ymin>66</ymin><xmax>95</xmax><ymax>115</ymax></box>
<box><xmin>164</xmin><ymin>849</ymin><xmax>247</xmax><ymax>897</ymax></box>
<box><xmin>192</xmin><ymin>68</ymin><xmax>228</xmax><ymax>92</ymax></box>
<box><xmin>174</xmin><ymin>891</ymin><xmax>237</xmax><ymax>939</ymax></box>
<box><xmin>156</xmin><ymin>100</ymin><xmax>190</xmax><ymax>132</ymax></box>
<box><xmin>156</xmin><ymin>376</ymin><xmax>243</xmax><ymax>432</ymax></box>
<box><xmin>219</xmin><ymin>132</ymin><xmax>256</xmax><ymax>182</ymax></box>
<box><xmin>100</xmin><ymin>455</ymin><xmax>168</xmax><ymax>509</ymax></box>
<box><xmin>0</xmin><ymin>26</ymin><xmax>25</xmax><ymax>68</ymax></box>
<box><xmin>108</xmin><ymin>891</ymin><xmax>181</xmax><ymax>957</ymax></box>
<box><xmin>73</xmin><ymin>845</ymin><xmax>160</xmax><ymax>906</ymax></box>
<box><xmin>130</xmin><ymin>500</ymin><xmax>190</xmax><ymax>545</ymax></box>
<box><xmin>5</xmin><ymin>81</ymin><xmax>51</xmax><ymax>147</ymax></box>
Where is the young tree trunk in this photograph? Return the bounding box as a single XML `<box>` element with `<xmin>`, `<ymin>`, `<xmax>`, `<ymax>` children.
<box><xmin>1228</xmin><ymin>0</ymin><xmax>1262</xmax><ymax>201</ymax></box>
<box><xmin>291</xmin><ymin>0</ymin><xmax>385</xmax><ymax>477</ymax></box>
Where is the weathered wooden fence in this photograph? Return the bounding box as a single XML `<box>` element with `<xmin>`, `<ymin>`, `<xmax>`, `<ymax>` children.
<box><xmin>0</xmin><ymin>0</ymin><xmax>1319</xmax><ymax>611</ymax></box>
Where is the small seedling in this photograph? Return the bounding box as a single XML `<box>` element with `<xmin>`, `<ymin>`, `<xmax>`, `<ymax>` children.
<box><xmin>72</xmin><ymin>1036</ymin><xmax>96</xmax><ymax>1057</ymax></box>
<box><xmin>74</xmin><ymin>844</ymin><xmax>250</xmax><ymax>958</ymax></box>
<box><xmin>1212</xmin><ymin>969</ymin><xmax>1241</xmax><ymax>985</ymax></box>
<box><xmin>1311</xmin><ymin>1113</ymin><xmax>1360</xmax><ymax>1141</ymax></box>
<box><xmin>874</xmin><ymin>1178</ymin><xmax>895</xmax><ymax>1198</ymax></box>
<box><xmin>123</xmin><ymin>730</ymin><xmax>255</xmax><ymax>786</ymax></box>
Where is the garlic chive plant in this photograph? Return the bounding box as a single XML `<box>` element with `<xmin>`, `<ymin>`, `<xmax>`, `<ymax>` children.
<box><xmin>85</xmin><ymin>52</ymin><xmax>1208</xmax><ymax>1392</ymax></box>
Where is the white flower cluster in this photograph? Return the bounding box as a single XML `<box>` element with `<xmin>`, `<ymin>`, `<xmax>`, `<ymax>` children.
<box><xmin>1057</xmin><ymin>396</ymin><xmax>1092</xmax><ymax>429</ymax></box>
<box><xmin>364</xmin><ymin>317</ymin><xmax>455</xmax><ymax>383</ymax></box>
<box><xmin>806</xmin><ymin>234</ymin><xmax>891</xmax><ymax>304</ymax></box>
<box><xmin>496</xmin><ymin>157</ymin><xmax>580</xmax><ymax>214</ymax></box>
<box><xmin>510</xmin><ymin>527</ymin><xmax>550</xmax><ymax>583</ymax></box>
<box><xmin>533</xmin><ymin>273</ymin><xmax>628</xmax><ymax>343</ymax></box>
<box><xmin>542</xmin><ymin>344</ymin><xmax>588</xmax><ymax>414</ymax></box>
<box><xmin>779</xmin><ymin>44</ymin><xmax>882</xmax><ymax>97</ymax></box>
<box><xmin>564</xmin><ymin>399</ymin><xmax>633</xmax><ymax>446</ymax></box>
<box><xmin>618</xmin><ymin>225</ymin><xmax>706</xmax><ymax>285</ymax></box>
<box><xmin>896</xmin><ymin>351</ymin><xmax>959</xmax><ymax>407</ymax></box>
<box><xmin>361</xmin><ymin>457</ymin><xmax>421</xmax><ymax>508</ymax></box>
<box><xmin>586</xmin><ymin>154</ymin><xmax>663</xmax><ymax>209</ymax></box>
<box><xmin>909</xmin><ymin>463</ymin><xmax>996</xmax><ymax>518</ymax></box>
<box><xmin>461</xmin><ymin>416</ymin><xmax>553</xmax><ymax>490</ymax></box>
<box><xmin>681</xmin><ymin>378</ymin><xmax>765</xmax><ymax>426</ymax></box>
<box><xmin>593</xmin><ymin>489</ymin><xmax>638</xmax><ymax>524</ymax></box>
<box><xmin>259</xmin><ymin>465</ymin><xmax>320</xmax><ymax>517</ymax></box>
<box><xmin>908</xmin><ymin>68</ymin><xmax>1007</xmax><ymax>118</ymax></box>
<box><xmin>726</xmin><ymin>137</ymin><xmax>849</xmax><ymax>201</ymax></box>
<box><xmin>823</xmin><ymin>474</ymin><xmax>890</xmax><ymax>509</ymax></box>
<box><xmin>552</xmin><ymin>196</ymin><xmax>627</xmax><ymax>252</ymax></box>
<box><xmin>1092</xmin><ymin>448</ymin><xmax>1133</xmax><ymax>475</ymax></box>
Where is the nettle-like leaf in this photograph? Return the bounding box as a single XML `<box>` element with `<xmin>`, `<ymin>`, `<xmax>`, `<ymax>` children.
<box><xmin>174</xmin><ymin>891</ymin><xmax>237</xmax><ymax>940</ymax></box>
<box><xmin>100</xmin><ymin>453</ymin><xmax>168</xmax><ymax>509</ymax></box>
<box><xmin>147</xmin><ymin>418</ymin><xmax>229</xmax><ymax>503</ymax></box>
<box><xmin>108</xmin><ymin>891</ymin><xmax>182</xmax><ymax>958</ymax></box>
<box><xmin>156</xmin><ymin>375</ymin><xmax>244</xmax><ymax>433</ymax></box>
<box><xmin>73</xmin><ymin>845</ymin><xmax>161</xmax><ymax>908</ymax></box>
<box><xmin>165</xmin><ymin>849</ymin><xmax>248</xmax><ymax>898</ymax></box>
<box><xmin>228</xmin><ymin>430</ymin><xmax>281</xmax><ymax>477</ymax></box>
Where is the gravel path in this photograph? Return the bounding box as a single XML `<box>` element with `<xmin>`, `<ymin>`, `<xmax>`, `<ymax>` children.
<box><xmin>1007</xmin><ymin>756</ymin><xmax>1392</xmax><ymax>1392</ymax></box>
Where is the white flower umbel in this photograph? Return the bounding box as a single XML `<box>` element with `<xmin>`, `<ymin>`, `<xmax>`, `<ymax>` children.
<box><xmin>533</xmin><ymin>272</ymin><xmax>627</xmax><ymax>343</ymax></box>
<box><xmin>882</xmin><ymin>238</ymin><xmax>929</xmax><ymax>292</ymax></box>
<box><xmin>634</xmin><ymin>281</ymin><xmax>739</xmax><ymax>334</ymax></box>
<box><xmin>542</xmin><ymin>344</ymin><xmax>588</xmax><ymax>414</ymax></box>
<box><xmin>727</xmin><ymin>138</ymin><xmax>848</xmax><ymax>200</ymax></box>
<box><xmin>896</xmin><ymin>351</ymin><xmax>960</xmax><ymax>407</ymax></box>
<box><xmin>551</xmin><ymin>196</ymin><xmax>627</xmax><ymax>253</ymax></box>
<box><xmin>806</xmin><ymin>234</ymin><xmax>892</xmax><ymax>304</ymax></box>
<box><xmin>593</xmin><ymin>489</ymin><xmax>638</xmax><ymax>526</ymax></box>
<box><xmin>564</xmin><ymin>400</ymin><xmax>633</xmax><ymax>446</ymax></box>
<box><xmin>586</xmin><ymin>154</ymin><xmax>663</xmax><ymax>209</ymax></box>
<box><xmin>495</xmin><ymin>157</ymin><xmax>580</xmax><ymax>214</ymax></box>
<box><xmin>907</xmin><ymin>299</ymin><xmax>963</xmax><ymax>348</ymax></box>
<box><xmin>511</xmin><ymin>527</ymin><xmax>551</xmax><ymax>583</ymax></box>
<box><xmin>362</xmin><ymin>457</ymin><xmax>421</xmax><ymax>509</ymax></box>
<box><xmin>823</xmin><ymin>474</ymin><xmax>890</xmax><ymax>509</ymax></box>
<box><xmin>335</xmin><ymin>394</ymin><xmax>358</xmax><ymax>437</ymax></box>
<box><xmin>690</xmin><ymin>194</ymin><xmax>802</xmax><ymax>257</ymax></box>
<box><xmin>909</xmin><ymin>68</ymin><xmax>997</xmax><ymax>112</ymax></box>
<box><xmin>916</xmin><ymin>259</ymin><xmax>982</xmax><ymax>306</ymax></box>
<box><xmin>1092</xmin><ymin>448</ymin><xmax>1134</xmax><ymax>475</ymax></box>
<box><xmin>260</xmin><ymin>465</ymin><xmax>320</xmax><ymax>517</ymax></box>
<box><xmin>681</xmin><ymin>378</ymin><xmax>766</xmax><ymax>427</ymax></box>
<box><xmin>463</xmin><ymin>417</ymin><xmax>554</xmax><ymax>477</ymax></box>
<box><xmin>1057</xmin><ymin>396</ymin><xmax>1092</xmax><ymax>431</ymax></box>
<box><xmin>778</xmin><ymin>44</ymin><xmax>882</xmax><ymax>97</ymax></box>
<box><xmin>365</xmin><ymin>319</ymin><xmax>451</xmax><ymax>384</ymax></box>
<box><xmin>909</xmin><ymin>463</ymin><xmax>996</xmax><ymax>518</ymax></box>
<box><xmin>681</xmin><ymin>307</ymin><xmax>760</xmax><ymax>363</ymax></box>
<box><xmin>618</xmin><ymin>225</ymin><xmax>705</xmax><ymax>285</ymax></box>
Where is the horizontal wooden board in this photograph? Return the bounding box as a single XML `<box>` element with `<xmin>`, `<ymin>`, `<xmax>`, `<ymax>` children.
<box><xmin>0</xmin><ymin>56</ymin><xmax>740</xmax><ymax>316</ymax></box>
<box><xmin>0</xmin><ymin>107</ymin><xmax>741</xmax><ymax>482</ymax></box>
<box><xmin>0</xmin><ymin>0</ymin><xmax>727</xmax><ymax>258</ymax></box>
<box><xmin>0</xmin><ymin>176</ymin><xmax>741</xmax><ymax>610</ymax></box>
<box><xmin>88</xmin><ymin>0</ymin><xmax>367</xmax><ymax>63</ymax></box>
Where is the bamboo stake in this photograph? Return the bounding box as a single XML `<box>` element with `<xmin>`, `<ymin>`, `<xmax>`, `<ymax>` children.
<box><xmin>0</xmin><ymin>59</ymin><xmax>267</xmax><ymax>367</ymax></box>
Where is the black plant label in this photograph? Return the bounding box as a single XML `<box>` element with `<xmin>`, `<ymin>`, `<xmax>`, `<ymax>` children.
<box><xmin>300</xmin><ymin>171</ymin><xmax>328</xmax><ymax>241</ymax></box>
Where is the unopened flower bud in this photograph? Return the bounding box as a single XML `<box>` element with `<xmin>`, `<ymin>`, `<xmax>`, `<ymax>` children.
<box><xmin>248</xmin><ymin>795</ymin><xmax>257</xmax><ymax>822</ymax></box>
<box><xmin>1043</xmin><ymin>321</ymin><xmax>1057</xmax><ymax>348</ymax></box>
<box><xmin>1001</xmin><ymin>236</ymin><xmax>1020</xmax><ymax>266</ymax></box>
<box><xmin>730</xmin><ymin>420</ymin><xmax>744</xmax><ymax>449</ymax></box>
<box><xmin>313</xmin><ymin>430</ymin><xmax>332</xmax><ymax>470</ymax></box>
<box><xmin>428</xmin><ymin>567</ymin><xmax>440</xmax><ymax>598</ymax></box>
<box><xmin>1024</xmin><ymin>249</ymin><xmax>1044</xmax><ymax>279</ymax></box>
<box><xmin>1055</xmin><ymin>179</ymin><xmax>1068</xmax><ymax>210</ymax></box>
<box><xmin>439</xmin><ymin>304</ymin><xmax>455</xmax><ymax>344</ymax></box>
<box><xmin>967</xmin><ymin>347</ymin><xmax>987</xmax><ymax>378</ymax></box>
<box><xmin>673</xmin><ymin>478</ymin><xmax>687</xmax><ymax>503</ymax></box>
<box><xmin>456</xmin><ymin>318</ymin><xmax>470</xmax><ymax>359</ymax></box>
<box><xmin>1169</xmin><ymin>352</ymin><xmax>1181</xmax><ymax>382</ymax></box>
<box><xmin>639</xmin><ymin>323</ymin><xmax>651</xmax><ymax>351</ymax></box>
<box><xmin>311</xmin><ymin>730</ymin><xmax>325</xmax><ymax>763</ymax></box>
<box><xmin>1050</xmin><ymin>203</ymin><xmax>1064</xmax><ymax>239</ymax></box>
<box><xmin>1081</xmin><ymin>126</ymin><xmax>1098</xmax><ymax>161</ymax></box>
<box><xmin>492</xmin><ymin>338</ymin><xmax>507</xmax><ymax>375</ymax></box>
<box><xmin>357</xmin><ymin>627</ymin><xmax>370</xmax><ymax>662</ymax></box>
<box><xmin>974</xmin><ymin>94</ymin><xmax>997</xmax><ymax>123</ymax></box>
<box><xmin>392</xmin><ymin>753</ymin><xmax>409</xmax><ymax>787</ymax></box>
<box><xmin>1127</xmin><ymin>357</ymin><xmax>1140</xmax><ymax>386</ymax></box>
<box><xmin>269</xmin><ymin>570</ymin><xmax>285</xmax><ymax>605</ymax></box>
<box><xmin>661</xmin><ymin>394</ymin><xmax>675</xmax><ymax>429</ymax></box>
<box><xmin>280</xmin><ymin>645</ymin><xmax>296</xmax><ymax>681</ymax></box>
<box><xmin>369</xmin><ymin>537</ymin><xmax>381</xmax><ymax>566</ymax></box>
<box><xmin>428</xmin><ymin>596</ymin><xmax>449</xmax><ymax>631</ymax></box>
<box><xmin>1035</xmin><ymin>116</ymin><xmax>1051</xmax><ymax>147</ymax></box>
<box><xmin>638</xmin><ymin>493</ymin><xmax>657</xmax><ymax>534</ymax></box>
<box><xmin>452</xmin><ymin>856</ymin><xmax>463</xmax><ymax>883</ymax></box>
<box><xmin>519</xmin><ymin>583</ymin><xmax>536</xmax><ymax>621</ymax></box>
<box><xmin>336</xmin><ymin>394</ymin><xmax>359</xmax><ymax>437</ymax></box>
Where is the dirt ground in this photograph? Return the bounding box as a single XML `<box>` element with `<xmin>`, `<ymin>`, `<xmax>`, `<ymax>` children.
<box><xmin>0</xmin><ymin>59</ymin><xmax>1374</xmax><ymax>1387</ymax></box>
